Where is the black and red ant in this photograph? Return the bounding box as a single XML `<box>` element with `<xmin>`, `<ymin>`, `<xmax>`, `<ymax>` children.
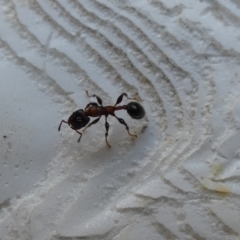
<box><xmin>58</xmin><ymin>91</ymin><xmax>145</xmax><ymax>147</ymax></box>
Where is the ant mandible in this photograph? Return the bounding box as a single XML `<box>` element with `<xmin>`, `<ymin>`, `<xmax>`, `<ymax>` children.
<box><xmin>58</xmin><ymin>91</ymin><xmax>145</xmax><ymax>148</ymax></box>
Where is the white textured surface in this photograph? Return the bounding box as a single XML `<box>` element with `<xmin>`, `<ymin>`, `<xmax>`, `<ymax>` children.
<box><xmin>0</xmin><ymin>0</ymin><xmax>240</xmax><ymax>239</ymax></box>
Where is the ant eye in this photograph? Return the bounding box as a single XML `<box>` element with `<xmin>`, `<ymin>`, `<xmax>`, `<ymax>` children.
<box><xmin>77</xmin><ymin>117</ymin><xmax>82</xmax><ymax>122</ymax></box>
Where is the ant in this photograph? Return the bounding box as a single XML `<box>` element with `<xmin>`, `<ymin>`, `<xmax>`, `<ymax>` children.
<box><xmin>58</xmin><ymin>91</ymin><xmax>145</xmax><ymax>148</ymax></box>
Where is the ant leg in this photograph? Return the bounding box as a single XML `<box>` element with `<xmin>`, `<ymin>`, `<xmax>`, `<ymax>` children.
<box><xmin>114</xmin><ymin>93</ymin><xmax>137</xmax><ymax>106</ymax></box>
<box><xmin>85</xmin><ymin>102</ymin><xmax>98</xmax><ymax>110</ymax></box>
<box><xmin>86</xmin><ymin>91</ymin><xmax>103</xmax><ymax>106</ymax></box>
<box><xmin>113</xmin><ymin>114</ymin><xmax>137</xmax><ymax>138</ymax></box>
<box><xmin>58</xmin><ymin>120</ymin><xmax>68</xmax><ymax>131</ymax></box>
<box><xmin>83</xmin><ymin>116</ymin><xmax>101</xmax><ymax>132</ymax></box>
<box><xmin>74</xmin><ymin>129</ymin><xmax>82</xmax><ymax>142</ymax></box>
<box><xmin>69</xmin><ymin>127</ymin><xmax>83</xmax><ymax>142</ymax></box>
<box><xmin>105</xmin><ymin>116</ymin><xmax>111</xmax><ymax>148</ymax></box>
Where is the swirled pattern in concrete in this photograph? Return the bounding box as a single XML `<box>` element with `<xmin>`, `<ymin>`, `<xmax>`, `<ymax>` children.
<box><xmin>0</xmin><ymin>0</ymin><xmax>240</xmax><ymax>239</ymax></box>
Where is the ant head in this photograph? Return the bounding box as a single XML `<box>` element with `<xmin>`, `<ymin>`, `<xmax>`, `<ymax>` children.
<box><xmin>127</xmin><ymin>102</ymin><xmax>145</xmax><ymax>119</ymax></box>
<box><xmin>68</xmin><ymin>109</ymin><xmax>90</xmax><ymax>130</ymax></box>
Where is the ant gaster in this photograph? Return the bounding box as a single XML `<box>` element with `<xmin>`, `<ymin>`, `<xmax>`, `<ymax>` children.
<box><xmin>58</xmin><ymin>91</ymin><xmax>145</xmax><ymax>148</ymax></box>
